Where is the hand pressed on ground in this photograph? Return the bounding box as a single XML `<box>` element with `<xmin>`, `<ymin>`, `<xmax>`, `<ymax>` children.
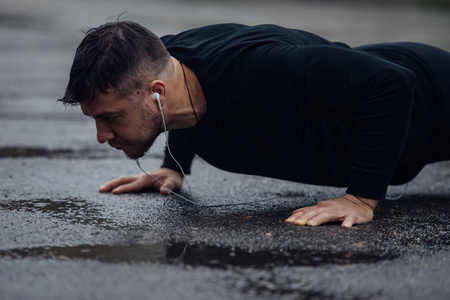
<box><xmin>285</xmin><ymin>194</ymin><xmax>378</xmax><ymax>227</ymax></box>
<box><xmin>98</xmin><ymin>167</ymin><xmax>183</xmax><ymax>195</ymax></box>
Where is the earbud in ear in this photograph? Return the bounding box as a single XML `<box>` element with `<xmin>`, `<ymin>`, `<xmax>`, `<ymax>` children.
<box><xmin>153</xmin><ymin>92</ymin><xmax>162</xmax><ymax>111</ymax></box>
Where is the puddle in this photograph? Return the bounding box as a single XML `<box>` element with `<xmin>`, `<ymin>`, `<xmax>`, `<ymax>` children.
<box><xmin>168</xmin><ymin>243</ymin><xmax>399</xmax><ymax>268</ymax></box>
<box><xmin>0</xmin><ymin>146</ymin><xmax>106</xmax><ymax>159</ymax></box>
<box><xmin>0</xmin><ymin>242</ymin><xmax>398</xmax><ymax>268</ymax></box>
<box><xmin>0</xmin><ymin>147</ymin><xmax>71</xmax><ymax>158</ymax></box>
<box><xmin>1</xmin><ymin>244</ymin><xmax>168</xmax><ymax>264</ymax></box>
<box><xmin>0</xmin><ymin>198</ymin><xmax>112</xmax><ymax>228</ymax></box>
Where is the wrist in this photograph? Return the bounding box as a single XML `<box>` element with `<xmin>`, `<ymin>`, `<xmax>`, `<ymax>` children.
<box><xmin>344</xmin><ymin>194</ymin><xmax>379</xmax><ymax>210</ymax></box>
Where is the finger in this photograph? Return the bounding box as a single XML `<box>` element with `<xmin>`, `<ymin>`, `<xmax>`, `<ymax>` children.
<box><xmin>285</xmin><ymin>204</ymin><xmax>322</xmax><ymax>224</ymax></box>
<box><xmin>341</xmin><ymin>215</ymin><xmax>356</xmax><ymax>228</ymax></box>
<box><xmin>99</xmin><ymin>176</ymin><xmax>136</xmax><ymax>192</ymax></box>
<box><xmin>292</xmin><ymin>207</ymin><xmax>308</xmax><ymax>214</ymax></box>
<box><xmin>286</xmin><ymin>210</ymin><xmax>320</xmax><ymax>226</ymax></box>
<box><xmin>285</xmin><ymin>211</ymin><xmax>304</xmax><ymax>223</ymax></box>
<box><xmin>111</xmin><ymin>179</ymin><xmax>150</xmax><ymax>194</ymax></box>
<box><xmin>293</xmin><ymin>211</ymin><xmax>319</xmax><ymax>226</ymax></box>
<box><xmin>159</xmin><ymin>180</ymin><xmax>176</xmax><ymax>195</ymax></box>
<box><xmin>291</xmin><ymin>202</ymin><xmax>321</xmax><ymax>214</ymax></box>
<box><xmin>305</xmin><ymin>211</ymin><xmax>341</xmax><ymax>227</ymax></box>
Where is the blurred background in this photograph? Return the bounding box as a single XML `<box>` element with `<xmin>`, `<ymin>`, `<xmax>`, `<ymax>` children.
<box><xmin>0</xmin><ymin>0</ymin><xmax>449</xmax><ymax>154</ymax></box>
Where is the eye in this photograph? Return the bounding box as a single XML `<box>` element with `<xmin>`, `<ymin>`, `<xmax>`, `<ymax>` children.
<box><xmin>104</xmin><ymin>116</ymin><xmax>117</xmax><ymax>122</ymax></box>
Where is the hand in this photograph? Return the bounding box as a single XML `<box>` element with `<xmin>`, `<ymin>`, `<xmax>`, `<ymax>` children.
<box><xmin>98</xmin><ymin>167</ymin><xmax>183</xmax><ymax>195</ymax></box>
<box><xmin>285</xmin><ymin>194</ymin><xmax>378</xmax><ymax>228</ymax></box>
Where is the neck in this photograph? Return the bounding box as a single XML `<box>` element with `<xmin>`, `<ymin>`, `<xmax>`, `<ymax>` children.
<box><xmin>180</xmin><ymin>61</ymin><xmax>199</xmax><ymax>122</ymax></box>
<box><xmin>164</xmin><ymin>57</ymin><xmax>206</xmax><ymax>130</ymax></box>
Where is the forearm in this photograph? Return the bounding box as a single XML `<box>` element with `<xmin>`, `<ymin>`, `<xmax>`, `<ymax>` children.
<box><xmin>347</xmin><ymin>67</ymin><xmax>416</xmax><ymax>200</ymax></box>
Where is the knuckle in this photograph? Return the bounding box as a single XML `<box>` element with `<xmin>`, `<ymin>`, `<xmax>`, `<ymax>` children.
<box><xmin>315</xmin><ymin>201</ymin><xmax>327</xmax><ymax>208</ymax></box>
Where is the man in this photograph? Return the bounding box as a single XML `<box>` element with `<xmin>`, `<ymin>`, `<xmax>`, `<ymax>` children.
<box><xmin>59</xmin><ymin>21</ymin><xmax>450</xmax><ymax>227</ymax></box>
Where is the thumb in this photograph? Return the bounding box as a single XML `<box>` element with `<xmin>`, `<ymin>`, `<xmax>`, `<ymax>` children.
<box><xmin>341</xmin><ymin>215</ymin><xmax>356</xmax><ymax>228</ymax></box>
<box><xmin>159</xmin><ymin>181</ymin><xmax>175</xmax><ymax>195</ymax></box>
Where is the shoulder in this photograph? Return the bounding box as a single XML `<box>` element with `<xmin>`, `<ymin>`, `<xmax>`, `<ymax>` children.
<box><xmin>160</xmin><ymin>23</ymin><xmax>247</xmax><ymax>44</ymax></box>
<box><xmin>160</xmin><ymin>23</ymin><xmax>328</xmax><ymax>46</ymax></box>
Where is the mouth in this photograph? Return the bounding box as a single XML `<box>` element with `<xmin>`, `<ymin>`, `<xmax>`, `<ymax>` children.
<box><xmin>108</xmin><ymin>143</ymin><xmax>125</xmax><ymax>150</ymax></box>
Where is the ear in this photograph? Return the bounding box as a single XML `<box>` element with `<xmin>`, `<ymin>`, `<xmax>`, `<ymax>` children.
<box><xmin>147</xmin><ymin>80</ymin><xmax>166</xmax><ymax>107</ymax></box>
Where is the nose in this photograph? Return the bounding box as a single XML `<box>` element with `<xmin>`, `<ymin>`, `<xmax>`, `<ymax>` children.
<box><xmin>95</xmin><ymin>120</ymin><xmax>115</xmax><ymax>144</ymax></box>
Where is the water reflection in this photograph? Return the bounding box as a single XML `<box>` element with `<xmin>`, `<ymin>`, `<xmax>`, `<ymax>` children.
<box><xmin>1</xmin><ymin>242</ymin><xmax>398</xmax><ymax>268</ymax></box>
<box><xmin>0</xmin><ymin>198</ymin><xmax>112</xmax><ymax>228</ymax></box>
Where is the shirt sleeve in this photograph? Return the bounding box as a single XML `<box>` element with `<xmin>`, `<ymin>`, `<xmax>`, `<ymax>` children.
<box><xmin>234</xmin><ymin>44</ymin><xmax>416</xmax><ymax>200</ymax></box>
<box><xmin>160</xmin><ymin>132</ymin><xmax>196</xmax><ymax>174</ymax></box>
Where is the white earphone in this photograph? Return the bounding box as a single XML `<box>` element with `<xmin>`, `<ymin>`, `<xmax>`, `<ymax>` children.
<box><xmin>153</xmin><ymin>92</ymin><xmax>162</xmax><ymax>111</ymax></box>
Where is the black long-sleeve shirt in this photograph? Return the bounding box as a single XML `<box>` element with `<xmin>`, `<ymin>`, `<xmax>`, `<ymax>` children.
<box><xmin>160</xmin><ymin>23</ymin><xmax>445</xmax><ymax>200</ymax></box>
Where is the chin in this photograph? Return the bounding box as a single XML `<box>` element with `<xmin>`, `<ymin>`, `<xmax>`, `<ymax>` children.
<box><xmin>123</xmin><ymin>146</ymin><xmax>150</xmax><ymax>160</ymax></box>
<box><xmin>124</xmin><ymin>151</ymin><xmax>145</xmax><ymax>160</ymax></box>
<box><xmin>121</xmin><ymin>134</ymin><xmax>157</xmax><ymax>160</ymax></box>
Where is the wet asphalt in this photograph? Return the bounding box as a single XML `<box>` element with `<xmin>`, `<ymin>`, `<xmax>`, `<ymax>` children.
<box><xmin>1</xmin><ymin>0</ymin><xmax>450</xmax><ymax>299</ymax></box>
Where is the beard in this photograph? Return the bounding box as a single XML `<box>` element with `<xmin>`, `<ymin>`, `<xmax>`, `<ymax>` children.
<box><xmin>122</xmin><ymin>104</ymin><xmax>164</xmax><ymax>160</ymax></box>
<box><xmin>123</xmin><ymin>133</ymin><xmax>159</xmax><ymax>160</ymax></box>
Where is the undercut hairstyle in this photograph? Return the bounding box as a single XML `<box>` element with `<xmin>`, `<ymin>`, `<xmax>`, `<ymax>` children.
<box><xmin>59</xmin><ymin>20</ymin><xmax>173</xmax><ymax>105</ymax></box>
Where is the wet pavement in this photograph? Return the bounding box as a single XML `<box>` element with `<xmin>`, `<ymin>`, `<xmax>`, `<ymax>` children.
<box><xmin>1</xmin><ymin>0</ymin><xmax>450</xmax><ymax>299</ymax></box>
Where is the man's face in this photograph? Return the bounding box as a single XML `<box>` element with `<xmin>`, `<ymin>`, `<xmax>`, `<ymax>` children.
<box><xmin>81</xmin><ymin>91</ymin><xmax>163</xmax><ymax>159</ymax></box>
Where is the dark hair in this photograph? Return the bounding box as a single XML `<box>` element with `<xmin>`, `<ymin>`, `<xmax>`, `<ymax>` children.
<box><xmin>59</xmin><ymin>20</ymin><xmax>172</xmax><ymax>105</ymax></box>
